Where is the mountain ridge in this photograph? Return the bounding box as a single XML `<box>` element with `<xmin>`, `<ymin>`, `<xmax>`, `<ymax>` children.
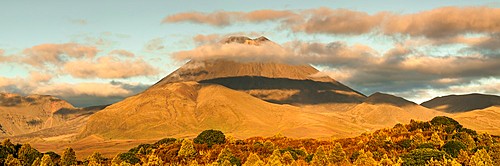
<box><xmin>421</xmin><ymin>93</ymin><xmax>500</xmax><ymax>113</ymax></box>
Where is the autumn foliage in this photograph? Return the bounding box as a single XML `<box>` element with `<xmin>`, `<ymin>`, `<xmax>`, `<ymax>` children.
<box><xmin>1</xmin><ymin>116</ymin><xmax>500</xmax><ymax>165</ymax></box>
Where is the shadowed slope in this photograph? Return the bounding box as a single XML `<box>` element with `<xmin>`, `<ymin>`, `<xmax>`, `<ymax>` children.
<box><xmin>153</xmin><ymin>60</ymin><xmax>366</xmax><ymax>104</ymax></box>
<box><xmin>422</xmin><ymin>93</ymin><xmax>500</xmax><ymax>113</ymax></box>
<box><xmin>364</xmin><ymin>92</ymin><xmax>417</xmax><ymax>107</ymax></box>
<box><xmin>200</xmin><ymin>76</ymin><xmax>365</xmax><ymax>104</ymax></box>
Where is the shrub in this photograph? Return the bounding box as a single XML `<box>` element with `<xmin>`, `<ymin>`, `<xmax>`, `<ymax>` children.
<box><xmin>430</xmin><ymin>116</ymin><xmax>460</xmax><ymax>126</ymax></box>
<box><xmin>114</xmin><ymin>152</ymin><xmax>140</xmax><ymax>165</ymax></box>
<box><xmin>408</xmin><ymin>120</ymin><xmax>431</xmax><ymax>132</ymax></box>
<box><xmin>442</xmin><ymin>140</ymin><xmax>467</xmax><ymax>158</ymax></box>
<box><xmin>430</xmin><ymin>116</ymin><xmax>462</xmax><ymax>133</ymax></box>
<box><xmin>417</xmin><ymin>143</ymin><xmax>435</xmax><ymax>149</ymax></box>
<box><xmin>279</xmin><ymin>147</ymin><xmax>306</xmax><ymax>160</ymax></box>
<box><xmin>154</xmin><ymin>138</ymin><xmax>177</xmax><ymax>146</ymax></box>
<box><xmin>401</xmin><ymin>148</ymin><xmax>447</xmax><ymax>166</ymax></box>
<box><xmin>398</xmin><ymin>139</ymin><xmax>413</xmax><ymax>149</ymax></box>
<box><xmin>194</xmin><ymin>129</ymin><xmax>225</xmax><ymax>147</ymax></box>
<box><xmin>60</xmin><ymin>147</ymin><xmax>77</xmax><ymax>166</ymax></box>
<box><xmin>128</xmin><ymin>144</ymin><xmax>155</xmax><ymax>155</ymax></box>
<box><xmin>17</xmin><ymin>143</ymin><xmax>42</xmax><ymax>166</ymax></box>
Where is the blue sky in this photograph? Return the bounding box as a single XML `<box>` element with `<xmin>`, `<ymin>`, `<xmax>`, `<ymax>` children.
<box><xmin>0</xmin><ymin>0</ymin><xmax>499</xmax><ymax>106</ymax></box>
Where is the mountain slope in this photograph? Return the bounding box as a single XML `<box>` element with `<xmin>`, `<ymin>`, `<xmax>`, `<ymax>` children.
<box><xmin>80</xmin><ymin>82</ymin><xmax>368</xmax><ymax>139</ymax></box>
<box><xmin>346</xmin><ymin>92</ymin><xmax>447</xmax><ymax>127</ymax></box>
<box><xmin>0</xmin><ymin>93</ymin><xmax>103</xmax><ymax>138</ymax></box>
<box><xmin>152</xmin><ymin>36</ymin><xmax>365</xmax><ymax>105</ymax></box>
<box><xmin>153</xmin><ymin>59</ymin><xmax>365</xmax><ymax>104</ymax></box>
<box><xmin>421</xmin><ymin>93</ymin><xmax>500</xmax><ymax>113</ymax></box>
<box><xmin>0</xmin><ymin>93</ymin><xmax>74</xmax><ymax>136</ymax></box>
<box><xmin>453</xmin><ymin>106</ymin><xmax>500</xmax><ymax>135</ymax></box>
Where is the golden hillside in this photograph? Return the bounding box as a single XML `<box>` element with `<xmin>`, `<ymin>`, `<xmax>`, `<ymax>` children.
<box><xmin>80</xmin><ymin>82</ymin><xmax>370</xmax><ymax>140</ymax></box>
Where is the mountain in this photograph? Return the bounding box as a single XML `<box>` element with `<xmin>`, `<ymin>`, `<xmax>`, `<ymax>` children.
<box><xmin>364</xmin><ymin>92</ymin><xmax>417</xmax><ymax>107</ymax></box>
<box><xmin>0</xmin><ymin>92</ymin><xmax>103</xmax><ymax>138</ymax></box>
<box><xmin>79</xmin><ymin>37</ymin><xmax>371</xmax><ymax>139</ymax></box>
<box><xmin>80</xmin><ymin>82</ymin><xmax>366</xmax><ymax>139</ymax></box>
<box><xmin>153</xmin><ymin>36</ymin><xmax>365</xmax><ymax>105</ymax></box>
<box><xmin>421</xmin><ymin>93</ymin><xmax>500</xmax><ymax>113</ymax></box>
<box><xmin>346</xmin><ymin>92</ymin><xmax>446</xmax><ymax>127</ymax></box>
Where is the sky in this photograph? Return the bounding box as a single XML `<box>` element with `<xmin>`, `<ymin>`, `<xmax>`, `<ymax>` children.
<box><xmin>0</xmin><ymin>0</ymin><xmax>499</xmax><ymax>107</ymax></box>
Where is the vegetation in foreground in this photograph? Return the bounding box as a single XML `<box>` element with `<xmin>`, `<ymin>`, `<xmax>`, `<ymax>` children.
<box><xmin>1</xmin><ymin>116</ymin><xmax>500</xmax><ymax>166</ymax></box>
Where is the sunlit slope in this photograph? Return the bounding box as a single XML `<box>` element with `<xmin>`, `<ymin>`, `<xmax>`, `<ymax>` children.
<box><xmin>0</xmin><ymin>93</ymin><xmax>74</xmax><ymax>136</ymax></box>
<box><xmin>346</xmin><ymin>92</ymin><xmax>448</xmax><ymax>127</ymax></box>
<box><xmin>453</xmin><ymin>106</ymin><xmax>500</xmax><ymax>135</ymax></box>
<box><xmin>80</xmin><ymin>82</ymin><xmax>367</xmax><ymax>139</ymax></box>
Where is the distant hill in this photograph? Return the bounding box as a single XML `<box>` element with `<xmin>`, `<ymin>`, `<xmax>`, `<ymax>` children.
<box><xmin>346</xmin><ymin>92</ymin><xmax>446</xmax><ymax>127</ymax></box>
<box><xmin>0</xmin><ymin>92</ymin><xmax>104</xmax><ymax>138</ymax></box>
<box><xmin>364</xmin><ymin>92</ymin><xmax>417</xmax><ymax>107</ymax></box>
<box><xmin>453</xmin><ymin>106</ymin><xmax>500</xmax><ymax>135</ymax></box>
<box><xmin>421</xmin><ymin>93</ymin><xmax>500</xmax><ymax>113</ymax></box>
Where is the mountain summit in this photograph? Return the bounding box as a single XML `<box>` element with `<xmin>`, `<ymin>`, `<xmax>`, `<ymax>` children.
<box><xmin>153</xmin><ymin>36</ymin><xmax>366</xmax><ymax>104</ymax></box>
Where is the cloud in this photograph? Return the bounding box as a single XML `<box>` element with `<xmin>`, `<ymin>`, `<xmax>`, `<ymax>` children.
<box><xmin>32</xmin><ymin>82</ymin><xmax>131</xmax><ymax>97</ymax></box>
<box><xmin>12</xmin><ymin>42</ymin><xmax>159</xmax><ymax>79</ymax></box>
<box><xmin>0</xmin><ymin>75</ymin><xmax>149</xmax><ymax>107</ymax></box>
<box><xmin>70</xmin><ymin>19</ymin><xmax>88</xmax><ymax>25</ymax></box>
<box><xmin>0</xmin><ymin>77</ymin><xmax>19</xmax><ymax>88</ymax></box>
<box><xmin>192</xmin><ymin>32</ymin><xmax>268</xmax><ymax>45</ymax></box>
<box><xmin>63</xmin><ymin>55</ymin><xmax>159</xmax><ymax>79</ymax></box>
<box><xmin>163</xmin><ymin>9</ymin><xmax>299</xmax><ymax>27</ymax></box>
<box><xmin>31</xmin><ymin>82</ymin><xmax>141</xmax><ymax>107</ymax></box>
<box><xmin>293</xmin><ymin>8</ymin><xmax>387</xmax><ymax>35</ymax></box>
<box><xmin>383</xmin><ymin>7</ymin><xmax>500</xmax><ymax>38</ymax></box>
<box><xmin>143</xmin><ymin>38</ymin><xmax>165</xmax><ymax>52</ymax></box>
<box><xmin>163</xmin><ymin>11</ymin><xmax>241</xmax><ymax>26</ymax></box>
<box><xmin>173</xmin><ymin>39</ymin><xmax>376</xmax><ymax>66</ymax></box>
<box><xmin>193</xmin><ymin>34</ymin><xmax>222</xmax><ymax>45</ymax></box>
<box><xmin>21</xmin><ymin>43</ymin><xmax>97</xmax><ymax>67</ymax></box>
<box><xmin>109</xmin><ymin>49</ymin><xmax>135</xmax><ymax>57</ymax></box>
<box><xmin>0</xmin><ymin>49</ymin><xmax>11</xmax><ymax>63</ymax></box>
<box><xmin>29</xmin><ymin>72</ymin><xmax>53</xmax><ymax>83</ymax></box>
<box><xmin>165</xmin><ymin>7</ymin><xmax>500</xmax><ymax>38</ymax></box>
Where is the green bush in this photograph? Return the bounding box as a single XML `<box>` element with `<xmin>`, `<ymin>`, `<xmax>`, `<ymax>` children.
<box><xmin>442</xmin><ymin>140</ymin><xmax>467</xmax><ymax>158</ymax></box>
<box><xmin>128</xmin><ymin>144</ymin><xmax>155</xmax><ymax>155</ymax></box>
<box><xmin>430</xmin><ymin>116</ymin><xmax>460</xmax><ymax>126</ymax></box>
<box><xmin>60</xmin><ymin>147</ymin><xmax>77</xmax><ymax>166</ymax></box>
<box><xmin>398</xmin><ymin>139</ymin><xmax>413</xmax><ymax>149</ymax></box>
<box><xmin>408</xmin><ymin>120</ymin><xmax>431</xmax><ymax>132</ymax></box>
<box><xmin>116</xmin><ymin>152</ymin><xmax>140</xmax><ymax>164</ymax></box>
<box><xmin>154</xmin><ymin>138</ymin><xmax>177</xmax><ymax>146</ymax></box>
<box><xmin>430</xmin><ymin>116</ymin><xmax>463</xmax><ymax>133</ymax></box>
<box><xmin>193</xmin><ymin>129</ymin><xmax>226</xmax><ymax>147</ymax></box>
<box><xmin>18</xmin><ymin>144</ymin><xmax>42</xmax><ymax>166</ymax></box>
<box><xmin>401</xmin><ymin>148</ymin><xmax>447</xmax><ymax>166</ymax></box>
<box><xmin>280</xmin><ymin>147</ymin><xmax>306</xmax><ymax>160</ymax></box>
<box><xmin>417</xmin><ymin>143</ymin><xmax>435</xmax><ymax>149</ymax></box>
